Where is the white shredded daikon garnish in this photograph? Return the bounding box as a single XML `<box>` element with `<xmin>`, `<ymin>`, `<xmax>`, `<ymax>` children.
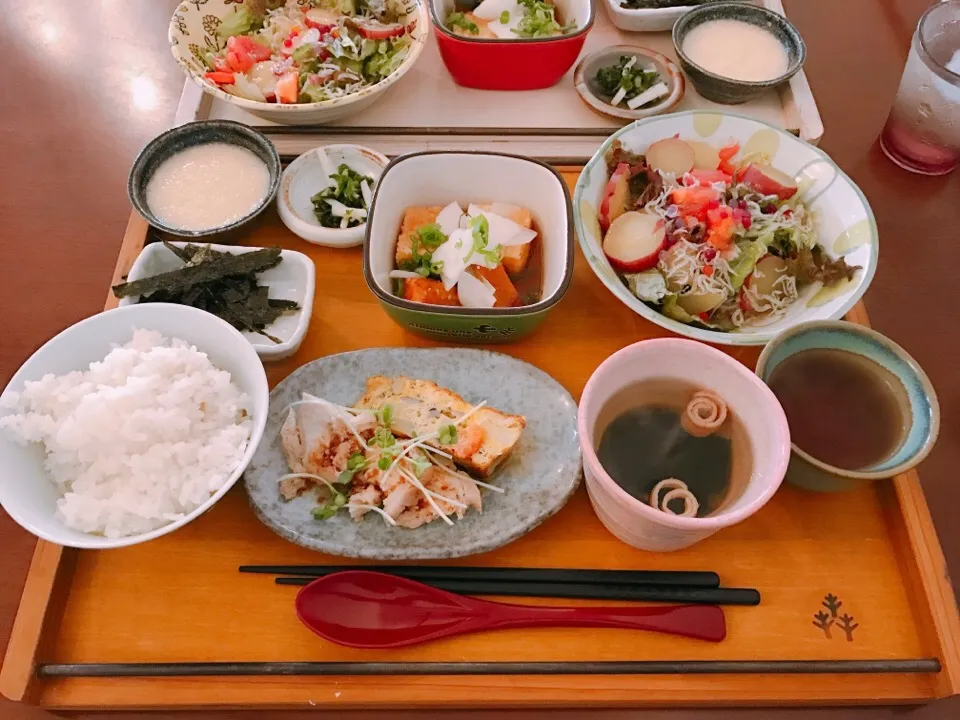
<box><xmin>360</xmin><ymin>179</ymin><xmax>372</xmax><ymax>208</ymax></box>
<box><xmin>610</xmin><ymin>87</ymin><xmax>627</xmax><ymax>107</ymax></box>
<box><xmin>626</xmin><ymin>81</ymin><xmax>669</xmax><ymax>110</ymax></box>
<box><xmin>348</xmin><ymin>504</ymin><xmax>398</xmax><ymax>526</ymax></box>
<box><xmin>325</xmin><ymin>198</ymin><xmax>349</xmax><ymax>217</ymax></box>
<box><xmin>379</xmin><ymin>438</ymin><xmax>455</xmax><ymax>525</ymax></box>
<box><xmin>397</xmin><ymin>466</ymin><xmax>467</xmax><ymax>509</ymax></box>
<box><xmin>429</xmin><ymin>457</ymin><xmax>505</xmax><ymax>494</ymax></box>
<box><xmin>314</xmin><ymin>147</ymin><xmax>336</xmax><ymax>185</ymax></box>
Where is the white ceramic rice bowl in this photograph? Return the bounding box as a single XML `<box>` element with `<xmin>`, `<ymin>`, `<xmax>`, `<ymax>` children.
<box><xmin>169</xmin><ymin>0</ymin><xmax>429</xmax><ymax>125</ymax></box>
<box><xmin>573</xmin><ymin>111</ymin><xmax>878</xmax><ymax>346</ymax></box>
<box><xmin>0</xmin><ymin>304</ymin><xmax>269</xmax><ymax>549</ymax></box>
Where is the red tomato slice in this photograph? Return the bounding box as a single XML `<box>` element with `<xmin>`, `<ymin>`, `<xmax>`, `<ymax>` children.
<box><xmin>229</xmin><ymin>35</ymin><xmax>272</xmax><ymax>61</ymax></box>
<box><xmin>718</xmin><ymin>143</ymin><xmax>740</xmax><ymax>161</ymax></box>
<box><xmin>275</xmin><ymin>71</ymin><xmax>300</xmax><ymax>104</ymax></box>
<box><xmin>717</xmin><ymin>143</ymin><xmax>740</xmax><ymax>176</ymax></box>
<box><xmin>204</xmin><ymin>71</ymin><xmax>236</xmax><ymax>85</ymax></box>
<box><xmin>226</xmin><ymin>50</ymin><xmax>254</xmax><ymax>72</ymax></box>
<box><xmin>670</xmin><ymin>186</ymin><xmax>721</xmax><ymax>221</ymax></box>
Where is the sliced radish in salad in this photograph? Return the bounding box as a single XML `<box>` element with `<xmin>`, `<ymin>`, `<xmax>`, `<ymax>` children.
<box><xmin>602</xmin><ymin>211</ymin><xmax>666</xmax><ymax>273</ymax></box>
<box><xmin>346</xmin><ymin>17</ymin><xmax>408</xmax><ymax>39</ymax></box>
<box><xmin>646</xmin><ymin>138</ymin><xmax>696</xmax><ymax>176</ymax></box>
<box><xmin>599</xmin><ymin>162</ymin><xmax>631</xmax><ymax>231</ymax></box>
<box><xmin>305</xmin><ymin>7</ymin><xmax>342</xmax><ymax>30</ymax></box>
<box><xmin>688</xmin><ymin>141</ymin><xmax>720</xmax><ymax>171</ymax></box>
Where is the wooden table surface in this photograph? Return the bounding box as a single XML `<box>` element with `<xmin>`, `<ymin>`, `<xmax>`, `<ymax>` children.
<box><xmin>0</xmin><ymin>1</ymin><xmax>957</xmax><ymax>718</ymax></box>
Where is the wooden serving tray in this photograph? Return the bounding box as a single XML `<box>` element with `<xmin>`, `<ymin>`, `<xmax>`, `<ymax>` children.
<box><xmin>181</xmin><ymin>0</ymin><xmax>823</xmax><ymax>162</ymax></box>
<box><xmin>1</xmin><ymin>172</ymin><xmax>958</xmax><ymax>710</ymax></box>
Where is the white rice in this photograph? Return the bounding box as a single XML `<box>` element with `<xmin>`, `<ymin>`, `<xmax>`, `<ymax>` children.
<box><xmin>0</xmin><ymin>329</ymin><xmax>251</xmax><ymax>538</ymax></box>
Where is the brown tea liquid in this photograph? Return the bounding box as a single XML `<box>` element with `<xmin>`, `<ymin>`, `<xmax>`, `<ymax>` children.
<box><xmin>767</xmin><ymin>348</ymin><xmax>908</xmax><ymax>471</ymax></box>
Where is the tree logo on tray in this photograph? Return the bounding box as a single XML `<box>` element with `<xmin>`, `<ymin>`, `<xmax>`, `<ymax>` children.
<box><xmin>812</xmin><ymin>593</ymin><xmax>859</xmax><ymax>641</ymax></box>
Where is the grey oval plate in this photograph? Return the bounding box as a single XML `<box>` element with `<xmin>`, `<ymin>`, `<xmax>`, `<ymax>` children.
<box><xmin>244</xmin><ymin>348</ymin><xmax>581</xmax><ymax>559</ymax></box>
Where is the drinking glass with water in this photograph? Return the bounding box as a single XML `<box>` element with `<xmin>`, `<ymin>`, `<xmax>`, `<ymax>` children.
<box><xmin>880</xmin><ymin>0</ymin><xmax>960</xmax><ymax>175</ymax></box>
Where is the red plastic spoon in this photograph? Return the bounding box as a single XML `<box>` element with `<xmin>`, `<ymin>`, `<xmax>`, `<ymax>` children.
<box><xmin>295</xmin><ymin>570</ymin><xmax>726</xmax><ymax>648</ymax></box>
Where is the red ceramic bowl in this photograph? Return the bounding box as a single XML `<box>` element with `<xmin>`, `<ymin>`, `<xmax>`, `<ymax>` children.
<box><xmin>430</xmin><ymin>0</ymin><xmax>594</xmax><ymax>90</ymax></box>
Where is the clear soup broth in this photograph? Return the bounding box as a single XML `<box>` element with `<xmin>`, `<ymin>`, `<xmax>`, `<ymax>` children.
<box><xmin>595</xmin><ymin>379</ymin><xmax>752</xmax><ymax>518</ymax></box>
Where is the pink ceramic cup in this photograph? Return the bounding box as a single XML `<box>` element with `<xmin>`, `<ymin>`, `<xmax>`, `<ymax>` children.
<box><xmin>578</xmin><ymin>338</ymin><xmax>791</xmax><ymax>552</ymax></box>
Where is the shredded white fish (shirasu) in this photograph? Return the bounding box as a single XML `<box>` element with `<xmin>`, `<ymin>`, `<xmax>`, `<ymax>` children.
<box><xmin>637</xmin><ymin>167</ymin><xmax>820</xmax><ymax>328</ymax></box>
<box><xmin>741</xmin><ymin>270</ymin><xmax>799</xmax><ymax>317</ymax></box>
<box><xmin>643</xmin><ymin>172</ymin><xmax>681</xmax><ymax>218</ymax></box>
<box><xmin>658</xmin><ymin>239</ymin><xmax>732</xmax><ymax>299</ymax></box>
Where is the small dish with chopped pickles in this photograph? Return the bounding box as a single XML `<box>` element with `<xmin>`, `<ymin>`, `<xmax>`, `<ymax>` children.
<box><xmin>574</xmin><ymin>45</ymin><xmax>685</xmax><ymax>122</ymax></box>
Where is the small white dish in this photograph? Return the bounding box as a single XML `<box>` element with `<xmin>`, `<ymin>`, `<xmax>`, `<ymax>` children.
<box><xmin>574</xmin><ymin>45</ymin><xmax>685</xmax><ymax>122</ymax></box>
<box><xmin>0</xmin><ymin>303</ymin><xmax>269</xmax><ymax>549</ymax></box>
<box><xmin>119</xmin><ymin>241</ymin><xmax>315</xmax><ymax>361</ymax></box>
<box><xmin>278</xmin><ymin>144</ymin><xmax>389</xmax><ymax>248</ymax></box>
<box><xmin>603</xmin><ymin>0</ymin><xmax>699</xmax><ymax>33</ymax></box>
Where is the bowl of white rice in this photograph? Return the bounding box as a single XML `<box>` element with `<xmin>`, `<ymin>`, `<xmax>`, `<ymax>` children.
<box><xmin>0</xmin><ymin>303</ymin><xmax>268</xmax><ymax>549</ymax></box>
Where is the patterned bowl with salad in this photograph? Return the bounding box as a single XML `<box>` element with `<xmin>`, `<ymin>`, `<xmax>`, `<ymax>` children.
<box><xmin>169</xmin><ymin>0</ymin><xmax>428</xmax><ymax>125</ymax></box>
<box><xmin>573</xmin><ymin>112</ymin><xmax>878</xmax><ymax>346</ymax></box>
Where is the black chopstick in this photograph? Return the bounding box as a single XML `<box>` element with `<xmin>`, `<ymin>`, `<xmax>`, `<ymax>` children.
<box><xmin>239</xmin><ymin>565</ymin><xmax>720</xmax><ymax>588</ymax></box>
<box><xmin>273</xmin><ymin>576</ymin><xmax>760</xmax><ymax>606</ymax></box>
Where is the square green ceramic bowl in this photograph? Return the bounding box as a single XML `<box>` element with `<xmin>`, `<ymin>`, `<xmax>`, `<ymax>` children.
<box><xmin>363</xmin><ymin>151</ymin><xmax>574</xmax><ymax>343</ymax></box>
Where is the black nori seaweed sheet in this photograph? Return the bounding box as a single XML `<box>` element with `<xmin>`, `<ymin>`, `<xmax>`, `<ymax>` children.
<box><xmin>112</xmin><ymin>244</ymin><xmax>299</xmax><ymax>343</ymax></box>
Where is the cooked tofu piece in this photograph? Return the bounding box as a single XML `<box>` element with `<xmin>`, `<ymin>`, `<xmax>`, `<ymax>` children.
<box><xmin>396</xmin><ymin>206</ymin><xmax>443</xmax><ymax>266</ymax></box>
<box><xmin>354</xmin><ymin>376</ymin><xmax>526</xmax><ymax>478</ymax></box>
<box><xmin>478</xmin><ymin>203</ymin><xmax>533</xmax><ymax>228</ymax></box>
<box><xmin>403</xmin><ymin>277</ymin><xmax>460</xmax><ymax>306</ymax></box>
<box><xmin>501</xmin><ymin>244</ymin><xmax>532</xmax><ymax>275</ymax></box>
<box><xmin>476</xmin><ymin>203</ymin><xmax>535</xmax><ymax>274</ymax></box>
<box><xmin>449</xmin><ymin>13</ymin><xmax>497</xmax><ymax>39</ymax></box>
<box><xmin>396</xmin><ymin>203</ymin><xmax>536</xmax><ymax>275</ymax></box>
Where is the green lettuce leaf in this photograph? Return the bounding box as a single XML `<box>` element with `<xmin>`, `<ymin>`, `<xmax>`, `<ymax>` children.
<box><xmin>662</xmin><ymin>295</ymin><xmax>698</xmax><ymax>324</ymax></box>
<box><xmin>624</xmin><ymin>269</ymin><xmax>667</xmax><ymax>303</ymax></box>
<box><xmin>727</xmin><ymin>239</ymin><xmax>768</xmax><ymax>291</ymax></box>
<box><xmin>217</xmin><ymin>7</ymin><xmax>260</xmax><ymax>40</ymax></box>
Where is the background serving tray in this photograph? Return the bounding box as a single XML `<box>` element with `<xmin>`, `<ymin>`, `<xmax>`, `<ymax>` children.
<box><xmin>0</xmin><ymin>170</ymin><xmax>957</xmax><ymax>709</ymax></box>
<box><xmin>175</xmin><ymin>0</ymin><xmax>822</xmax><ymax>162</ymax></box>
